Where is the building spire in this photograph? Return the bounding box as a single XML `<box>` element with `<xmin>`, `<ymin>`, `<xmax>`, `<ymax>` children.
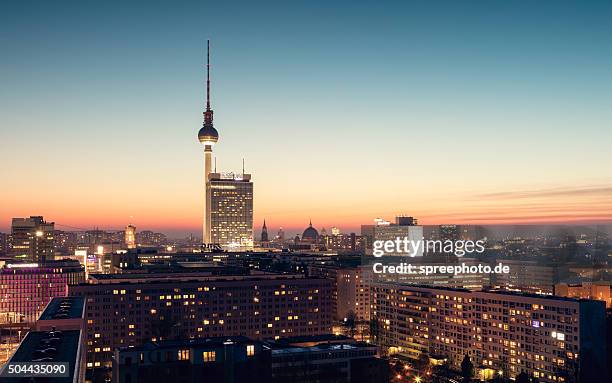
<box><xmin>204</xmin><ymin>39</ymin><xmax>213</xmax><ymax>126</ymax></box>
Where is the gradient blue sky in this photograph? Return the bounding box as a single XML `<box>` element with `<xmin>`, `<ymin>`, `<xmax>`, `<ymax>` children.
<box><xmin>1</xmin><ymin>1</ymin><xmax>611</xmax><ymax>236</ymax></box>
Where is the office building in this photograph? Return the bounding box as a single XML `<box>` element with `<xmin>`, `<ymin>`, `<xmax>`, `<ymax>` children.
<box><xmin>371</xmin><ymin>283</ymin><xmax>607</xmax><ymax>383</ymax></box>
<box><xmin>9</xmin><ymin>216</ymin><xmax>55</xmax><ymax>262</ymax></box>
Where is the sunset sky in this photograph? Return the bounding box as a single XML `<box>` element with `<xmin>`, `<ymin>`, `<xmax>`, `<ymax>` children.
<box><xmin>1</xmin><ymin>1</ymin><xmax>611</xmax><ymax>236</ymax></box>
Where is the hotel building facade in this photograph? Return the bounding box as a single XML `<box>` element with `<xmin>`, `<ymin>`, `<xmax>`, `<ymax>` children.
<box><xmin>208</xmin><ymin>172</ymin><xmax>254</xmax><ymax>249</ymax></box>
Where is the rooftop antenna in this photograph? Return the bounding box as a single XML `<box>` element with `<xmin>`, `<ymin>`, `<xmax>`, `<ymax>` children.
<box><xmin>242</xmin><ymin>158</ymin><xmax>245</xmax><ymax>175</ymax></box>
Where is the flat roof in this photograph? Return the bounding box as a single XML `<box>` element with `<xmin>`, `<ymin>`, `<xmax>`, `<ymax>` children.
<box><xmin>39</xmin><ymin>297</ymin><xmax>84</xmax><ymax>321</ymax></box>
<box><xmin>7</xmin><ymin>330</ymin><xmax>81</xmax><ymax>383</ymax></box>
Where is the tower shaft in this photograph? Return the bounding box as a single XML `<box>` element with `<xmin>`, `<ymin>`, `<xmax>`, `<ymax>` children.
<box><xmin>204</xmin><ymin>145</ymin><xmax>212</xmax><ymax>244</ymax></box>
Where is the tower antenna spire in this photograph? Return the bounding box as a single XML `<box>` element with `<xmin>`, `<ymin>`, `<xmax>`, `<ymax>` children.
<box><xmin>206</xmin><ymin>39</ymin><xmax>211</xmax><ymax>112</ymax></box>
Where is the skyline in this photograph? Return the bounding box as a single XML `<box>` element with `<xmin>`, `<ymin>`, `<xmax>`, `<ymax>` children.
<box><xmin>2</xmin><ymin>1</ymin><xmax>612</xmax><ymax>235</ymax></box>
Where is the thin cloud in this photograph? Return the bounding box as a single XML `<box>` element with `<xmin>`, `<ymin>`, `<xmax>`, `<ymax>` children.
<box><xmin>476</xmin><ymin>185</ymin><xmax>612</xmax><ymax>200</ymax></box>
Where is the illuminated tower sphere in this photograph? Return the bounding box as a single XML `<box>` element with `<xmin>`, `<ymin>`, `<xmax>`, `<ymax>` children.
<box><xmin>199</xmin><ymin>40</ymin><xmax>218</xmax><ymax>244</ymax></box>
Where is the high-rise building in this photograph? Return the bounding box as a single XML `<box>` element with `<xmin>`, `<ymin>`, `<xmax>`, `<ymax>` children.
<box><xmin>371</xmin><ymin>283</ymin><xmax>607</xmax><ymax>383</ymax></box>
<box><xmin>9</xmin><ymin>216</ymin><xmax>55</xmax><ymax>262</ymax></box>
<box><xmin>124</xmin><ymin>224</ymin><xmax>136</xmax><ymax>249</ymax></box>
<box><xmin>208</xmin><ymin>172</ymin><xmax>254</xmax><ymax>249</ymax></box>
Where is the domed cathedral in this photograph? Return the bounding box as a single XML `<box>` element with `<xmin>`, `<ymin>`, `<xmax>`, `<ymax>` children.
<box><xmin>290</xmin><ymin>220</ymin><xmax>325</xmax><ymax>251</ymax></box>
<box><xmin>301</xmin><ymin>220</ymin><xmax>319</xmax><ymax>243</ymax></box>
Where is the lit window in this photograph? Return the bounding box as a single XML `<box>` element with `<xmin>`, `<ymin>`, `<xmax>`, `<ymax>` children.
<box><xmin>178</xmin><ymin>349</ymin><xmax>190</xmax><ymax>361</ymax></box>
<box><xmin>203</xmin><ymin>351</ymin><xmax>216</xmax><ymax>362</ymax></box>
<box><xmin>246</xmin><ymin>345</ymin><xmax>255</xmax><ymax>356</ymax></box>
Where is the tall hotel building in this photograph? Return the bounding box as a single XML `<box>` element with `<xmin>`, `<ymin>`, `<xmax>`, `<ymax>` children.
<box><xmin>69</xmin><ymin>272</ymin><xmax>332</xmax><ymax>381</ymax></box>
<box><xmin>208</xmin><ymin>172</ymin><xmax>254</xmax><ymax>248</ymax></box>
<box><xmin>198</xmin><ymin>41</ymin><xmax>253</xmax><ymax>249</ymax></box>
<box><xmin>371</xmin><ymin>283</ymin><xmax>606</xmax><ymax>383</ymax></box>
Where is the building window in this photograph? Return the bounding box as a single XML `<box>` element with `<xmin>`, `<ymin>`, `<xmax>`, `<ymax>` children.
<box><xmin>246</xmin><ymin>345</ymin><xmax>255</xmax><ymax>357</ymax></box>
<box><xmin>203</xmin><ymin>351</ymin><xmax>216</xmax><ymax>362</ymax></box>
<box><xmin>178</xmin><ymin>349</ymin><xmax>190</xmax><ymax>361</ymax></box>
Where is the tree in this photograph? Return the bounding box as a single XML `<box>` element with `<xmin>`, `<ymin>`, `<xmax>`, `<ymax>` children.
<box><xmin>343</xmin><ymin>310</ymin><xmax>357</xmax><ymax>337</ymax></box>
<box><xmin>516</xmin><ymin>372</ymin><xmax>530</xmax><ymax>383</ymax></box>
<box><xmin>460</xmin><ymin>354</ymin><xmax>474</xmax><ymax>383</ymax></box>
<box><xmin>415</xmin><ymin>352</ymin><xmax>430</xmax><ymax>372</ymax></box>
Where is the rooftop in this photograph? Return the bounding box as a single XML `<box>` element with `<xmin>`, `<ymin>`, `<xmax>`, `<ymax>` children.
<box><xmin>7</xmin><ymin>330</ymin><xmax>81</xmax><ymax>383</ymax></box>
<box><xmin>39</xmin><ymin>297</ymin><xmax>84</xmax><ymax>321</ymax></box>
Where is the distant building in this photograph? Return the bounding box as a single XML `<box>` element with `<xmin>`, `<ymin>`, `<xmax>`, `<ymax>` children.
<box><xmin>136</xmin><ymin>230</ymin><xmax>167</xmax><ymax>247</ymax></box>
<box><xmin>260</xmin><ymin>220</ymin><xmax>269</xmax><ymax>242</ymax></box>
<box><xmin>361</xmin><ymin>216</ymin><xmax>423</xmax><ymax>256</ymax></box>
<box><xmin>0</xmin><ymin>232</ymin><xmax>8</xmax><ymax>255</ymax></box>
<box><xmin>372</xmin><ymin>283</ymin><xmax>607</xmax><ymax>383</ymax></box>
<box><xmin>10</xmin><ymin>216</ymin><xmax>54</xmax><ymax>262</ymax></box>
<box><xmin>0</xmin><ymin>260</ymin><xmax>85</xmax><ymax>323</ymax></box>
<box><xmin>555</xmin><ymin>281</ymin><xmax>611</xmax><ymax>308</ymax></box>
<box><xmin>322</xmin><ymin>232</ymin><xmax>363</xmax><ymax>253</ymax></box>
<box><xmin>490</xmin><ymin>260</ymin><xmax>555</xmax><ymax>294</ymax></box>
<box><xmin>301</xmin><ymin>220</ymin><xmax>319</xmax><ymax>243</ymax></box>
<box><xmin>438</xmin><ymin>224</ymin><xmax>460</xmax><ymax>242</ymax></box>
<box><xmin>125</xmin><ymin>224</ymin><xmax>136</xmax><ymax>249</ymax></box>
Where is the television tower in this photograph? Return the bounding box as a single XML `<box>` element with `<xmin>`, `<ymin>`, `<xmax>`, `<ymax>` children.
<box><xmin>197</xmin><ymin>40</ymin><xmax>219</xmax><ymax>244</ymax></box>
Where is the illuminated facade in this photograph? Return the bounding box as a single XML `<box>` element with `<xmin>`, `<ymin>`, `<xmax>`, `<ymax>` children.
<box><xmin>0</xmin><ymin>260</ymin><xmax>85</xmax><ymax>323</ymax></box>
<box><xmin>9</xmin><ymin>216</ymin><xmax>54</xmax><ymax>262</ymax></box>
<box><xmin>371</xmin><ymin>283</ymin><xmax>607</xmax><ymax>383</ymax></box>
<box><xmin>69</xmin><ymin>272</ymin><xmax>332</xmax><ymax>381</ymax></box>
<box><xmin>124</xmin><ymin>224</ymin><xmax>136</xmax><ymax>249</ymax></box>
<box><xmin>208</xmin><ymin>172</ymin><xmax>254</xmax><ymax>249</ymax></box>
<box><xmin>555</xmin><ymin>281</ymin><xmax>611</xmax><ymax>308</ymax></box>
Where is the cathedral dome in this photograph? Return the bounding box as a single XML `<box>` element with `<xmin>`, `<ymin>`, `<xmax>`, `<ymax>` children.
<box><xmin>302</xmin><ymin>221</ymin><xmax>319</xmax><ymax>240</ymax></box>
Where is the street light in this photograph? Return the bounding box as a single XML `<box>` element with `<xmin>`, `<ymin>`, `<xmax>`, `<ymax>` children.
<box><xmin>414</xmin><ymin>376</ymin><xmax>422</xmax><ymax>383</ymax></box>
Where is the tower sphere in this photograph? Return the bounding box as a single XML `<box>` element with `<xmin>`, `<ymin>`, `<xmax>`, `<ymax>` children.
<box><xmin>198</xmin><ymin>124</ymin><xmax>218</xmax><ymax>146</ymax></box>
